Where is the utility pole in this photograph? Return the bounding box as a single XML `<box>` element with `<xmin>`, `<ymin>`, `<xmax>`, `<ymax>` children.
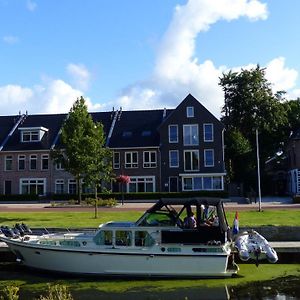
<box><xmin>256</xmin><ymin>129</ymin><xmax>262</xmax><ymax>212</ymax></box>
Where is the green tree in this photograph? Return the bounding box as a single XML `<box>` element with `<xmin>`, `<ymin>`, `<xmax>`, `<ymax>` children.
<box><xmin>51</xmin><ymin>96</ymin><xmax>111</xmax><ymax>204</ymax></box>
<box><xmin>220</xmin><ymin>66</ymin><xmax>288</xmax><ymax>192</ymax></box>
<box><xmin>83</xmin><ymin>121</ymin><xmax>113</xmax><ymax>217</ymax></box>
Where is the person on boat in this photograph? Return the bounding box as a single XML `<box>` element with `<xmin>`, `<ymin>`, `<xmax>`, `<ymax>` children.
<box><xmin>184</xmin><ymin>212</ymin><xmax>197</xmax><ymax>229</ymax></box>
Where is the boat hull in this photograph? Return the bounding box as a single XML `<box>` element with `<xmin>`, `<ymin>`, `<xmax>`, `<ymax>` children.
<box><xmin>5</xmin><ymin>239</ymin><xmax>235</xmax><ymax>278</ymax></box>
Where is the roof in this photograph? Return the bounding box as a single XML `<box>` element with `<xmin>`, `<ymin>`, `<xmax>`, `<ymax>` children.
<box><xmin>0</xmin><ymin>115</ymin><xmax>22</xmax><ymax>150</ymax></box>
<box><xmin>108</xmin><ymin>109</ymin><xmax>172</xmax><ymax>148</ymax></box>
<box><xmin>2</xmin><ymin>114</ymin><xmax>67</xmax><ymax>151</ymax></box>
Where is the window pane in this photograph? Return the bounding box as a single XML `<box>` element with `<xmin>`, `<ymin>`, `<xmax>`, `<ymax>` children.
<box><xmin>169</xmin><ymin>151</ymin><xmax>178</xmax><ymax>167</ymax></box>
<box><xmin>192</xmin><ymin>151</ymin><xmax>199</xmax><ymax>170</ymax></box>
<box><xmin>205</xmin><ymin>150</ymin><xmax>214</xmax><ymax>166</ymax></box>
<box><xmin>204</xmin><ymin>124</ymin><xmax>213</xmax><ymax>141</ymax></box>
<box><xmin>183</xmin><ymin>178</ymin><xmax>192</xmax><ymax>190</ymax></box>
<box><xmin>213</xmin><ymin>177</ymin><xmax>222</xmax><ymax>189</ymax></box>
<box><xmin>194</xmin><ymin>177</ymin><xmax>202</xmax><ymax>190</ymax></box>
<box><xmin>169</xmin><ymin>125</ymin><xmax>178</xmax><ymax>143</ymax></box>
<box><xmin>203</xmin><ymin>177</ymin><xmax>212</xmax><ymax>190</ymax></box>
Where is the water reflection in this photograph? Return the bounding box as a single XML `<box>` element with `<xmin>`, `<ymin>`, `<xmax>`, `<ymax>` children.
<box><xmin>0</xmin><ymin>263</ymin><xmax>299</xmax><ymax>300</ymax></box>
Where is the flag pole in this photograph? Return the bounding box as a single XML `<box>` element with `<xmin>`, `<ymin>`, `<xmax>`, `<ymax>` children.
<box><xmin>256</xmin><ymin>129</ymin><xmax>262</xmax><ymax>212</ymax></box>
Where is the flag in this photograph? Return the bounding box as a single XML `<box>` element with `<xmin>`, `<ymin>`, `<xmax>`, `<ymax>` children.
<box><xmin>232</xmin><ymin>211</ymin><xmax>239</xmax><ymax>235</ymax></box>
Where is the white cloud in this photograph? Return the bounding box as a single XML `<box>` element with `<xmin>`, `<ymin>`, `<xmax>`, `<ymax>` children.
<box><xmin>110</xmin><ymin>0</ymin><xmax>269</xmax><ymax>117</ymax></box>
<box><xmin>265</xmin><ymin>57</ymin><xmax>298</xmax><ymax>92</ymax></box>
<box><xmin>3</xmin><ymin>35</ymin><xmax>19</xmax><ymax>44</ymax></box>
<box><xmin>26</xmin><ymin>0</ymin><xmax>37</xmax><ymax>12</ymax></box>
<box><xmin>67</xmin><ymin>63</ymin><xmax>91</xmax><ymax>91</ymax></box>
<box><xmin>0</xmin><ymin>80</ymin><xmax>85</xmax><ymax>115</ymax></box>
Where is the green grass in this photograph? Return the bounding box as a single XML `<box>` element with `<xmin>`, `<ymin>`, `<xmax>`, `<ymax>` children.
<box><xmin>225</xmin><ymin>209</ymin><xmax>300</xmax><ymax>227</ymax></box>
<box><xmin>0</xmin><ymin>209</ymin><xmax>300</xmax><ymax>228</ymax></box>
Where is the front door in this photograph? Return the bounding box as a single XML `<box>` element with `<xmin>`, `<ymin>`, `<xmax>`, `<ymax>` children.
<box><xmin>4</xmin><ymin>180</ymin><xmax>12</xmax><ymax>195</ymax></box>
<box><xmin>169</xmin><ymin>177</ymin><xmax>178</xmax><ymax>192</ymax></box>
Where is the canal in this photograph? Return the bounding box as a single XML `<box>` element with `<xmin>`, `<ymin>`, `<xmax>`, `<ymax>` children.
<box><xmin>0</xmin><ymin>262</ymin><xmax>300</xmax><ymax>299</ymax></box>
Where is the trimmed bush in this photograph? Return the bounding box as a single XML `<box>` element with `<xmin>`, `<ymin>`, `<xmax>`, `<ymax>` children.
<box><xmin>293</xmin><ymin>195</ymin><xmax>300</xmax><ymax>203</ymax></box>
<box><xmin>0</xmin><ymin>194</ymin><xmax>39</xmax><ymax>201</ymax></box>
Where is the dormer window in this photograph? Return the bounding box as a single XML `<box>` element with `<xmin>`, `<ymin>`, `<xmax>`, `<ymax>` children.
<box><xmin>19</xmin><ymin>127</ymin><xmax>48</xmax><ymax>142</ymax></box>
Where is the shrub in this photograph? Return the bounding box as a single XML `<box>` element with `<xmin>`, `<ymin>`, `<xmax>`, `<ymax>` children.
<box><xmin>293</xmin><ymin>195</ymin><xmax>300</xmax><ymax>203</ymax></box>
<box><xmin>38</xmin><ymin>284</ymin><xmax>73</xmax><ymax>300</ymax></box>
<box><xmin>0</xmin><ymin>286</ymin><xmax>19</xmax><ymax>300</ymax></box>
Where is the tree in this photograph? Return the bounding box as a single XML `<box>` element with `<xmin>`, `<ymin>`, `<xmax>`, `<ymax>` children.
<box><xmin>84</xmin><ymin>122</ymin><xmax>113</xmax><ymax>217</ymax></box>
<box><xmin>51</xmin><ymin>96</ymin><xmax>112</xmax><ymax>204</ymax></box>
<box><xmin>219</xmin><ymin>66</ymin><xmax>288</xmax><ymax>192</ymax></box>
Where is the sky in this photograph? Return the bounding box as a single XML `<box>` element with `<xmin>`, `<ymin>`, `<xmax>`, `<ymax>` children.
<box><xmin>0</xmin><ymin>0</ymin><xmax>300</xmax><ymax>118</ymax></box>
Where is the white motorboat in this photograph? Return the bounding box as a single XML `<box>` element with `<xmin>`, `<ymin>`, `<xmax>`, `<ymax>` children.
<box><xmin>0</xmin><ymin>198</ymin><xmax>276</xmax><ymax>278</ymax></box>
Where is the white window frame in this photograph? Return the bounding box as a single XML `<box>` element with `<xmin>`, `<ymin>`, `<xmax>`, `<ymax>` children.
<box><xmin>68</xmin><ymin>179</ymin><xmax>77</xmax><ymax>194</ymax></box>
<box><xmin>186</xmin><ymin>106</ymin><xmax>194</xmax><ymax>118</ymax></box>
<box><xmin>169</xmin><ymin>150</ymin><xmax>179</xmax><ymax>168</ymax></box>
<box><xmin>128</xmin><ymin>176</ymin><xmax>155</xmax><ymax>193</ymax></box>
<box><xmin>41</xmin><ymin>154</ymin><xmax>49</xmax><ymax>170</ymax></box>
<box><xmin>183</xmin><ymin>124</ymin><xmax>199</xmax><ymax>146</ymax></box>
<box><xmin>143</xmin><ymin>151</ymin><xmax>157</xmax><ymax>168</ymax></box>
<box><xmin>113</xmin><ymin>152</ymin><xmax>120</xmax><ymax>169</ymax></box>
<box><xmin>184</xmin><ymin>150</ymin><xmax>200</xmax><ymax>171</ymax></box>
<box><xmin>204</xmin><ymin>149</ymin><xmax>214</xmax><ymax>167</ymax></box>
<box><xmin>19</xmin><ymin>127</ymin><xmax>48</xmax><ymax>143</ymax></box>
<box><xmin>181</xmin><ymin>175</ymin><xmax>223</xmax><ymax>191</ymax></box>
<box><xmin>55</xmin><ymin>179</ymin><xmax>64</xmax><ymax>194</ymax></box>
<box><xmin>4</xmin><ymin>155</ymin><xmax>13</xmax><ymax>171</ymax></box>
<box><xmin>55</xmin><ymin>162</ymin><xmax>64</xmax><ymax>170</ymax></box>
<box><xmin>203</xmin><ymin>123</ymin><xmax>214</xmax><ymax>142</ymax></box>
<box><xmin>18</xmin><ymin>155</ymin><xmax>26</xmax><ymax>171</ymax></box>
<box><xmin>20</xmin><ymin>178</ymin><xmax>46</xmax><ymax>195</ymax></box>
<box><xmin>168</xmin><ymin>125</ymin><xmax>178</xmax><ymax>143</ymax></box>
<box><xmin>29</xmin><ymin>154</ymin><xmax>37</xmax><ymax>170</ymax></box>
<box><xmin>125</xmin><ymin>151</ymin><xmax>138</xmax><ymax>168</ymax></box>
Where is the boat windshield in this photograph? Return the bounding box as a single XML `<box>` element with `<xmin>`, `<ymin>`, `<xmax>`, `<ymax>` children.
<box><xmin>137</xmin><ymin>211</ymin><xmax>179</xmax><ymax>227</ymax></box>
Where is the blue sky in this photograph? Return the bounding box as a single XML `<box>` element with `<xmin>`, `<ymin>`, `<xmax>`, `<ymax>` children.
<box><xmin>0</xmin><ymin>0</ymin><xmax>299</xmax><ymax>117</ymax></box>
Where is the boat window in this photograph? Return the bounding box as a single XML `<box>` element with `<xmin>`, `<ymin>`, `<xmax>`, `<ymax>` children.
<box><xmin>116</xmin><ymin>230</ymin><xmax>132</xmax><ymax>246</ymax></box>
<box><xmin>138</xmin><ymin>212</ymin><xmax>177</xmax><ymax>227</ymax></box>
<box><xmin>134</xmin><ymin>231</ymin><xmax>155</xmax><ymax>247</ymax></box>
<box><xmin>59</xmin><ymin>240</ymin><xmax>81</xmax><ymax>247</ymax></box>
<box><xmin>93</xmin><ymin>230</ymin><xmax>113</xmax><ymax>246</ymax></box>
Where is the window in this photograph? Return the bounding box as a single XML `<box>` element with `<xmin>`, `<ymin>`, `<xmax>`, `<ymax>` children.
<box><xmin>29</xmin><ymin>154</ymin><xmax>37</xmax><ymax>170</ymax></box>
<box><xmin>182</xmin><ymin>176</ymin><xmax>223</xmax><ymax>191</ymax></box>
<box><xmin>169</xmin><ymin>150</ymin><xmax>179</xmax><ymax>168</ymax></box>
<box><xmin>186</xmin><ymin>106</ymin><xmax>194</xmax><ymax>118</ymax></box>
<box><xmin>168</xmin><ymin>125</ymin><xmax>178</xmax><ymax>143</ymax></box>
<box><xmin>18</xmin><ymin>155</ymin><xmax>26</xmax><ymax>170</ymax></box>
<box><xmin>41</xmin><ymin>154</ymin><xmax>49</xmax><ymax>170</ymax></box>
<box><xmin>55</xmin><ymin>179</ymin><xmax>64</xmax><ymax>194</ymax></box>
<box><xmin>142</xmin><ymin>130</ymin><xmax>151</xmax><ymax>137</ymax></box>
<box><xmin>5</xmin><ymin>155</ymin><xmax>12</xmax><ymax>171</ymax></box>
<box><xmin>204</xmin><ymin>124</ymin><xmax>214</xmax><ymax>142</ymax></box>
<box><xmin>20</xmin><ymin>178</ymin><xmax>46</xmax><ymax>195</ymax></box>
<box><xmin>68</xmin><ymin>179</ymin><xmax>77</xmax><ymax>194</ymax></box>
<box><xmin>128</xmin><ymin>177</ymin><xmax>155</xmax><ymax>192</ymax></box>
<box><xmin>204</xmin><ymin>149</ymin><xmax>214</xmax><ymax>167</ymax></box>
<box><xmin>93</xmin><ymin>230</ymin><xmax>113</xmax><ymax>245</ymax></box>
<box><xmin>143</xmin><ymin>151</ymin><xmax>157</xmax><ymax>168</ymax></box>
<box><xmin>55</xmin><ymin>162</ymin><xmax>64</xmax><ymax>170</ymax></box>
<box><xmin>183</xmin><ymin>124</ymin><xmax>199</xmax><ymax>145</ymax></box>
<box><xmin>19</xmin><ymin>127</ymin><xmax>48</xmax><ymax>142</ymax></box>
<box><xmin>113</xmin><ymin>152</ymin><xmax>120</xmax><ymax>169</ymax></box>
<box><xmin>116</xmin><ymin>230</ymin><xmax>132</xmax><ymax>246</ymax></box>
<box><xmin>135</xmin><ymin>231</ymin><xmax>155</xmax><ymax>247</ymax></box>
<box><xmin>125</xmin><ymin>152</ymin><xmax>138</xmax><ymax>168</ymax></box>
<box><xmin>122</xmin><ymin>131</ymin><xmax>132</xmax><ymax>138</ymax></box>
<box><xmin>184</xmin><ymin>150</ymin><xmax>199</xmax><ymax>171</ymax></box>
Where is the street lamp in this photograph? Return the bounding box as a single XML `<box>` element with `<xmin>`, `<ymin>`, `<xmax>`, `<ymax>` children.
<box><xmin>256</xmin><ymin>129</ymin><xmax>262</xmax><ymax>212</ymax></box>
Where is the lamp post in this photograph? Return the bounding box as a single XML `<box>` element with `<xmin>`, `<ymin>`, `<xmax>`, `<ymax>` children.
<box><xmin>256</xmin><ymin>129</ymin><xmax>262</xmax><ymax>212</ymax></box>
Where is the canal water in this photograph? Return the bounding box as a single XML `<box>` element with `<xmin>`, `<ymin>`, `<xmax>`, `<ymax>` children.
<box><xmin>0</xmin><ymin>263</ymin><xmax>299</xmax><ymax>299</ymax></box>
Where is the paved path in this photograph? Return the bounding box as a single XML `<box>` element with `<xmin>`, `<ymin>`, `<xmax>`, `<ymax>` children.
<box><xmin>0</xmin><ymin>197</ymin><xmax>299</xmax><ymax>212</ymax></box>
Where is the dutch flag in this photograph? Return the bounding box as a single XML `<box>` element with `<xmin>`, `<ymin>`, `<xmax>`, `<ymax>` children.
<box><xmin>232</xmin><ymin>211</ymin><xmax>239</xmax><ymax>235</ymax></box>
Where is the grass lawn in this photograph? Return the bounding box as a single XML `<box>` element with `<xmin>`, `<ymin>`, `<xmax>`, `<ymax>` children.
<box><xmin>0</xmin><ymin>209</ymin><xmax>299</xmax><ymax>228</ymax></box>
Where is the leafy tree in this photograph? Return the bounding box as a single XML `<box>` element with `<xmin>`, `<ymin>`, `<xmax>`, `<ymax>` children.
<box><xmin>219</xmin><ymin>65</ymin><xmax>288</xmax><ymax>192</ymax></box>
<box><xmin>51</xmin><ymin>97</ymin><xmax>112</xmax><ymax>204</ymax></box>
